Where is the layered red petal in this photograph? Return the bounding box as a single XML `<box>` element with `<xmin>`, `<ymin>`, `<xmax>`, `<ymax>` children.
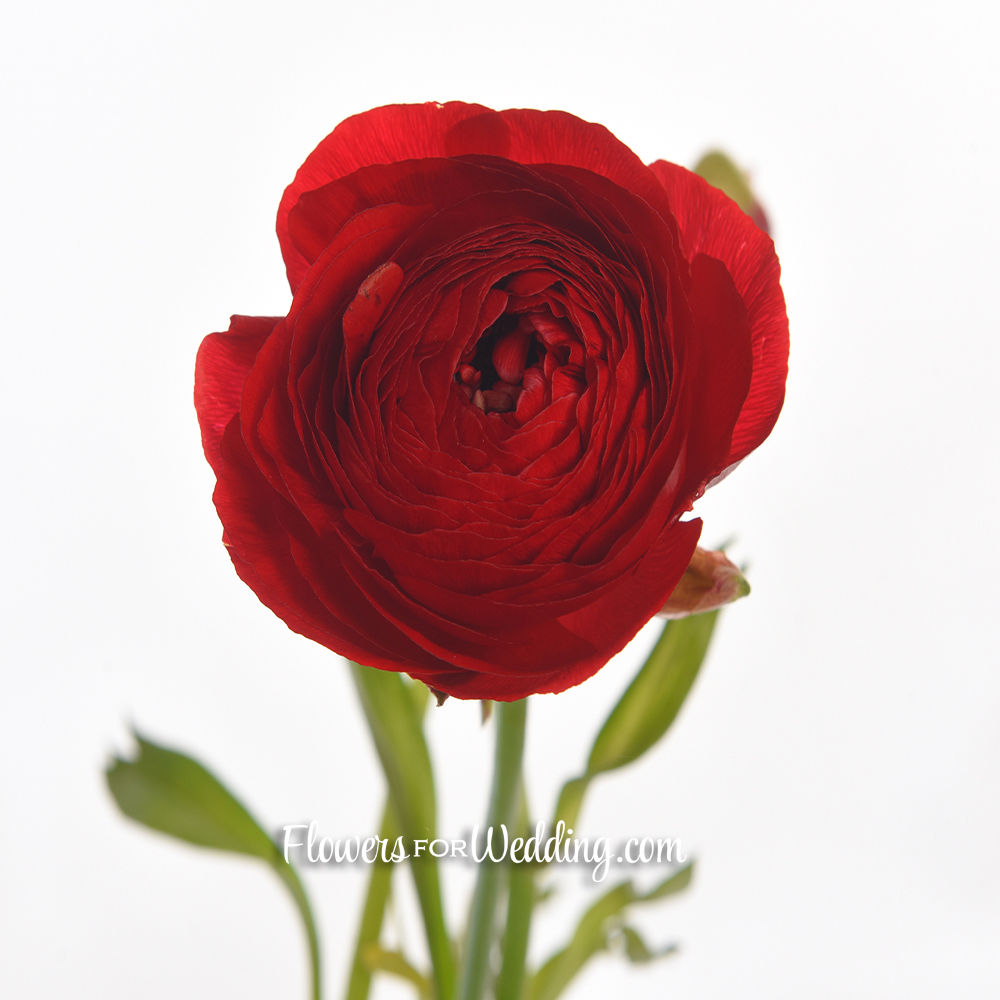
<box><xmin>278</xmin><ymin>103</ymin><xmax>683</xmax><ymax>292</ymax></box>
<box><xmin>194</xmin><ymin>315</ymin><xmax>281</xmax><ymax>475</ymax></box>
<box><xmin>648</xmin><ymin>159</ymin><xmax>789</xmax><ymax>465</ymax></box>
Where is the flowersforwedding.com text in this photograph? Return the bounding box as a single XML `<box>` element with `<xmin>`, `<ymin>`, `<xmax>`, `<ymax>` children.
<box><xmin>283</xmin><ymin>820</ymin><xmax>687</xmax><ymax>882</ymax></box>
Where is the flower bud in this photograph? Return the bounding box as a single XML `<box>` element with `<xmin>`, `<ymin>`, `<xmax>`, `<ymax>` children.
<box><xmin>693</xmin><ymin>151</ymin><xmax>770</xmax><ymax>234</ymax></box>
<box><xmin>658</xmin><ymin>547</ymin><xmax>750</xmax><ymax>619</ymax></box>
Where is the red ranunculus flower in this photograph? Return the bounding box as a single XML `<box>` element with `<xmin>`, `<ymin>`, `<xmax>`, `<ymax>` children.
<box><xmin>195</xmin><ymin>102</ymin><xmax>788</xmax><ymax>701</ymax></box>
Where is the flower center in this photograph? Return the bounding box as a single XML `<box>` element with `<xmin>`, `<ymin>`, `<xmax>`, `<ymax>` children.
<box><xmin>454</xmin><ymin>306</ymin><xmax>587</xmax><ymax>422</ymax></box>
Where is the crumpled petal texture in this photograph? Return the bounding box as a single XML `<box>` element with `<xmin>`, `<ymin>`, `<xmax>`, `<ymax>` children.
<box><xmin>195</xmin><ymin>103</ymin><xmax>789</xmax><ymax>700</ymax></box>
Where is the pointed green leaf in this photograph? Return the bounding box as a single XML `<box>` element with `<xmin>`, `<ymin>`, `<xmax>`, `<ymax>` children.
<box><xmin>620</xmin><ymin>926</ymin><xmax>676</xmax><ymax>964</ymax></box>
<box><xmin>640</xmin><ymin>862</ymin><xmax>693</xmax><ymax>902</ymax></box>
<box><xmin>553</xmin><ymin>616</ymin><xmax>717</xmax><ymax>832</ymax></box>
<box><xmin>106</xmin><ymin>734</ymin><xmax>276</xmax><ymax>858</ymax></box>
<box><xmin>349</xmin><ymin>663</ymin><xmax>454</xmax><ymax>1000</ymax></box>
<box><xmin>620</xmin><ymin>926</ymin><xmax>653</xmax><ymax>963</ymax></box>
<box><xmin>552</xmin><ymin>776</ymin><xmax>589</xmax><ymax>832</ymax></box>
<box><xmin>105</xmin><ymin>734</ymin><xmax>320</xmax><ymax>1000</ymax></box>
<box><xmin>525</xmin><ymin>863</ymin><xmax>692</xmax><ymax>1000</ymax></box>
<box><xmin>587</xmin><ymin>613</ymin><xmax>718</xmax><ymax>776</ymax></box>
<box><xmin>527</xmin><ymin>882</ymin><xmax>632</xmax><ymax>1000</ymax></box>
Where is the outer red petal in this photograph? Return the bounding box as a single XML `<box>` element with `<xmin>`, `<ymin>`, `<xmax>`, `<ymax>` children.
<box><xmin>214</xmin><ymin>416</ymin><xmax>455</xmax><ymax>672</ymax></box>
<box><xmin>407</xmin><ymin>517</ymin><xmax>702</xmax><ymax>700</ymax></box>
<box><xmin>648</xmin><ymin>160</ymin><xmax>789</xmax><ymax>465</ymax></box>
<box><xmin>277</xmin><ymin>102</ymin><xmax>681</xmax><ymax>291</ymax></box>
<box><xmin>676</xmin><ymin>253</ymin><xmax>755</xmax><ymax>497</ymax></box>
<box><xmin>194</xmin><ymin>315</ymin><xmax>280</xmax><ymax>475</ymax></box>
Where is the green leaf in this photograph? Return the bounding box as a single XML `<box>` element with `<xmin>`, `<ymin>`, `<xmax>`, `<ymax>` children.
<box><xmin>349</xmin><ymin>663</ymin><xmax>454</xmax><ymax>1000</ymax></box>
<box><xmin>553</xmin><ymin>615</ymin><xmax>718</xmax><ymax>831</ymax></box>
<box><xmin>528</xmin><ymin>881</ymin><xmax>632</xmax><ymax>1000</ymax></box>
<box><xmin>525</xmin><ymin>864</ymin><xmax>692</xmax><ymax>1000</ymax></box>
<box><xmin>106</xmin><ymin>734</ymin><xmax>277</xmax><ymax>858</ymax></box>
<box><xmin>105</xmin><ymin>733</ymin><xmax>320</xmax><ymax>1000</ymax></box>
<box><xmin>552</xmin><ymin>777</ymin><xmax>588</xmax><ymax>835</ymax></box>
<box><xmin>619</xmin><ymin>926</ymin><xmax>676</xmax><ymax>964</ymax></box>
<box><xmin>587</xmin><ymin>613</ymin><xmax>718</xmax><ymax>775</ymax></box>
<box><xmin>641</xmin><ymin>863</ymin><xmax>693</xmax><ymax>902</ymax></box>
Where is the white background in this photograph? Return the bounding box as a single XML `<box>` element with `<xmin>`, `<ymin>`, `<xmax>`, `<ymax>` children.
<box><xmin>2</xmin><ymin>0</ymin><xmax>998</xmax><ymax>997</ymax></box>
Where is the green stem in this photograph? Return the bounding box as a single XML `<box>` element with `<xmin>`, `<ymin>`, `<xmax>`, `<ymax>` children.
<box><xmin>411</xmin><ymin>853</ymin><xmax>454</xmax><ymax>999</ymax></box>
<box><xmin>495</xmin><ymin>793</ymin><xmax>534</xmax><ymax>1000</ymax></box>
<box><xmin>349</xmin><ymin>663</ymin><xmax>455</xmax><ymax>1000</ymax></box>
<box><xmin>345</xmin><ymin>798</ymin><xmax>398</xmax><ymax>1000</ymax></box>
<box><xmin>273</xmin><ymin>857</ymin><xmax>321</xmax><ymax>1000</ymax></box>
<box><xmin>457</xmin><ymin>698</ymin><xmax>528</xmax><ymax>1000</ymax></box>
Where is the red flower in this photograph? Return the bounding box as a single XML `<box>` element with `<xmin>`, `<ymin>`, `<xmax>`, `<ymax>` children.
<box><xmin>195</xmin><ymin>103</ymin><xmax>788</xmax><ymax>701</ymax></box>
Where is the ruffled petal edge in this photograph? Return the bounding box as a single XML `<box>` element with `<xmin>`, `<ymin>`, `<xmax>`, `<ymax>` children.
<box><xmin>194</xmin><ymin>315</ymin><xmax>281</xmax><ymax>475</ymax></box>
<box><xmin>649</xmin><ymin>160</ymin><xmax>789</xmax><ymax>465</ymax></box>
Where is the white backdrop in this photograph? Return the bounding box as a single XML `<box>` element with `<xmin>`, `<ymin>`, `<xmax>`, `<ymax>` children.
<box><xmin>2</xmin><ymin>0</ymin><xmax>998</xmax><ymax>997</ymax></box>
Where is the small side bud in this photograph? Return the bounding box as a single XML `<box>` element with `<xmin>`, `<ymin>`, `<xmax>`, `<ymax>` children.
<box><xmin>693</xmin><ymin>151</ymin><xmax>770</xmax><ymax>233</ymax></box>
<box><xmin>658</xmin><ymin>547</ymin><xmax>750</xmax><ymax>619</ymax></box>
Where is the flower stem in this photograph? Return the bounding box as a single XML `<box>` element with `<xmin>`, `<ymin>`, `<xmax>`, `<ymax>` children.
<box><xmin>494</xmin><ymin>792</ymin><xmax>534</xmax><ymax>1000</ymax></box>
<box><xmin>273</xmin><ymin>856</ymin><xmax>321</xmax><ymax>1000</ymax></box>
<box><xmin>457</xmin><ymin>698</ymin><xmax>527</xmax><ymax>1000</ymax></box>
<box><xmin>349</xmin><ymin>663</ymin><xmax>454</xmax><ymax>1000</ymax></box>
<box><xmin>344</xmin><ymin>797</ymin><xmax>397</xmax><ymax>1000</ymax></box>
